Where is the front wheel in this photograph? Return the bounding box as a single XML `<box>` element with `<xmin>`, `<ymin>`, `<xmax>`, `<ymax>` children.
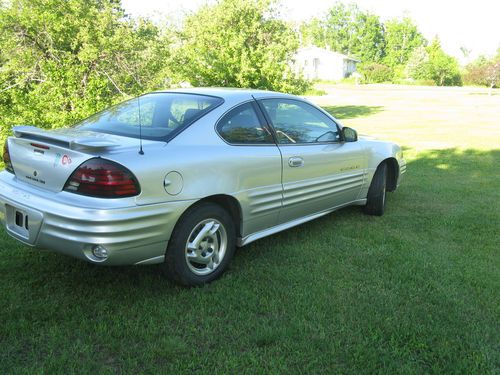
<box><xmin>162</xmin><ymin>202</ymin><xmax>236</xmax><ymax>286</ymax></box>
<box><xmin>364</xmin><ymin>163</ymin><xmax>387</xmax><ymax>216</ymax></box>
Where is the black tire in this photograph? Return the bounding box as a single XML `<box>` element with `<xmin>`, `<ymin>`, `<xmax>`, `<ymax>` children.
<box><xmin>364</xmin><ymin>163</ymin><xmax>387</xmax><ymax>216</ymax></box>
<box><xmin>162</xmin><ymin>202</ymin><xmax>236</xmax><ymax>286</ymax></box>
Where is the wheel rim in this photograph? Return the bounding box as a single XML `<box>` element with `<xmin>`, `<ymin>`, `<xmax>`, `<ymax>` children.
<box><xmin>184</xmin><ymin>218</ymin><xmax>227</xmax><ymax>276</ymax></box>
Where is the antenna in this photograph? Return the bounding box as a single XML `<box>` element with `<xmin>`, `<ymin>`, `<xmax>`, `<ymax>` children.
<box><xmin>137</xmin><ymin>95</ymin><xmax>144</xmax><ymax>155</ymax></box>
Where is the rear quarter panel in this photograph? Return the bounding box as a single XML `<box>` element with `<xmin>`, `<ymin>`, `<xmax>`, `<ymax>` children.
<box><xmin>108</xmin><ymin>98</ymin><xmax>283</xmax><ymax>238</ymax></box>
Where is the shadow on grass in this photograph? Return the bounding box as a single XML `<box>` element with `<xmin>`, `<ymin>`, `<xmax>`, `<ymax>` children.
<box><xmin>321</xmin><ymin>105</ymin><xmax>384</xmax><ymax>119</ymax></box>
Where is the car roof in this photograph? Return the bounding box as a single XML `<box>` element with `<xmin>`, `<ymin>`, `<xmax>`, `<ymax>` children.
<box><xmin>154</xmin><ymin>87</ymin><xmax>298</xmax><ymax>101</ymax></box>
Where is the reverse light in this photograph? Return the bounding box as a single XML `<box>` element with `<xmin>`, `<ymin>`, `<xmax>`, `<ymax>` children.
<box><xmin>2</xmin><ymin>141</ymin><xmax>14</xmax><ymax>174</ymax></box>
<box><xmin>63</xmin><ymin>158</ymin><xmax>140</xmax><ymax>198</ymax></box>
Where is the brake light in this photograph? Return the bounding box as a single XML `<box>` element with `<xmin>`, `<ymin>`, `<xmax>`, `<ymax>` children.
<box><xmin>2</xmin><ymin>141</ymin><xmax>14</xmax><ymax>174</ymax></box>
<box><xmin>63</xmin><ymin>158</ymin><xmax>140</xmax><ymax>198</ymax></box>
<box><xmin>30</xmin><ymin>142</ymin><xmax>50</xmax><ymax>150</ymax></box>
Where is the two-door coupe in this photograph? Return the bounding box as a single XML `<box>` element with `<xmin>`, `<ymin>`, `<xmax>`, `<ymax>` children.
<box><xmin>0</xmin><ymin>88</ymin><xmax>406</xmax><ymax>285</ymax></box>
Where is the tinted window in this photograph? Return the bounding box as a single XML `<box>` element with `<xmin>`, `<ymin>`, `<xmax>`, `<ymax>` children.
<box><xmin>76</xmin><ymin>93</ymin><xmax>223</xmax><ymax>141</ymax></box>
<box><xmin>217</xmin><ymin>102</ymin><xmax>273</xmax><ymax>144</ymax></box>
<box><xmin>260</xmin><ymin>99</ymin><xmax>340</xmax><ymax>144</ymax></box>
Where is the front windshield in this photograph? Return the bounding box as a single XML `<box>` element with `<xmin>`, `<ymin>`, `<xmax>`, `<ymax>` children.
<box><xmin>75</xmin><ymin>93</ymin><xmax>223</xmax><ymax>141</ymax></box>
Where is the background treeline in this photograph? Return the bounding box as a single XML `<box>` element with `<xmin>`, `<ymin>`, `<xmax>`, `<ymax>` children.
<box><xmin>301</xmin><ymin>2</ymin><xmax>499</xmax><ymax>87</ymax></box>
<box><xmin>0</xmin><ymin>0</ymin><xmax>499</xmax><ymax>142</ymax></box>
<box><xmin>0</xmin><ymin>0</ymin><xmax>308</xmax><ymax>133</ymax></box>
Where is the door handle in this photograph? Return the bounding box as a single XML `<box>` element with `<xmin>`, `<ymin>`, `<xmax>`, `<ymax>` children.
<box><xmin>288</xmin><ymin>157</ymin><xmax>304</xmax><ymax>167</ymax></box>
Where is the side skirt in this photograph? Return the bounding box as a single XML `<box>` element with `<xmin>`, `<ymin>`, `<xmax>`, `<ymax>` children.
<box><xmin>237</xmin><ymin>198</ymin><xmax>367</xmax><ymax>247</ymax></box>
<box><xmin>134</xmin><ymin>255</ymin><xmax>165</xmax><ymax>265</ymax></box>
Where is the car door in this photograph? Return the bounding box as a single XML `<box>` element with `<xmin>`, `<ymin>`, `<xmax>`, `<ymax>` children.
<box><xmin>257</xmin><ymin>98</ymin><xmax>367</xmax><ymax>224</ymax></box>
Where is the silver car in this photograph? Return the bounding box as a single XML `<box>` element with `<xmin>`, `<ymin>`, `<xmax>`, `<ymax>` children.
<box><xmin>0</xmin><ymin>88</ymin><xmax>406</xmax><ymax>285</ymax></box>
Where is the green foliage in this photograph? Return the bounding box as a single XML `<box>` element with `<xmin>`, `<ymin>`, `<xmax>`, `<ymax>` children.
<box><xmin>174</xmin><ymin>0</ymin><xmax>310</xmax><ymax>94</ymax></box>
<box><xmin>384</xmin><ymin>17</ymin><xmax>425</xmax><ymax>68</ymax></box>
<box><xmin>303</xmin><ymin>87</ymin><xmax>327</xmax><ymax>96</ymax></box>
<box><xmin>0</xmin><ymin>0</ymin><xmax>310</xmax><ymax>147</ymax></box>
<box><xmin>394</xmin><ymin>78</ymin><xmax>436</xmax><ymax>86</ymax></box>
<box><xmin>358</xmin><ymin>63</ymin><xmax>393</xmax><ymax>83</ymax></box>
<box><xmin>425</xmin><ymin>39</ymin><xmax>462</xmax><ymax>86</ymax></box>
<box><xmin>405</xmin><ymin>46</ymin><xmax>431</xmax><ymax>80</ymax></box>
<box><xmin>0</xmin><ymin>0</ymin><xmax>171</xmax><ymax>143</ymax></box>
<box><xmin>301</xmin><ymin>2</ymin><xmax>385</xmax><ymax>63</ymax></box>
<box><xmin>404</xmin><ymin>40</ymin><xmax>462</xmax><ymax>86</ymax></box>
<box><xmin>300</xmin><ymin>5</ymin><xmax>436</xmax><ymax>84</ymax></box>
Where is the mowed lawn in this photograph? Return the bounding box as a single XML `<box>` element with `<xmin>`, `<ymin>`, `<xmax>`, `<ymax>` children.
<box><xmin>1</xmin><ymin>85</ymin><xmax>499</xmax><ymax>373</ymax></box>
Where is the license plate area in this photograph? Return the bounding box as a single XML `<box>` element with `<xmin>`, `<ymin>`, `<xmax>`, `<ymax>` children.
<box><xmin>5</xmin><ymin>204</ymin><xmax>43</xmax><ymax>245</ymax></box>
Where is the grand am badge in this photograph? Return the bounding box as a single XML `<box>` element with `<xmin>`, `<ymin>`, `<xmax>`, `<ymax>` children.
<box><xmin>25</xmin><ymin>174</ymin><xmax>46</xmax><ymax>185</ymax></box>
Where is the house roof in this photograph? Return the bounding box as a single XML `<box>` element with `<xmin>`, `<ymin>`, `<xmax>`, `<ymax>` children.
<box><xmin>296</xmin><ymin>46</ymin><xmax>361</xmax><ymax>62</ymax></box>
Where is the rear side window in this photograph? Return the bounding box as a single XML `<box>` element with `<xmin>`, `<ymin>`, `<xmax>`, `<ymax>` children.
<box><xmin>217</xmin><ymin>102</ymin><xmax>273</xmax><ymax>144</ymax></box>
<box><xmin>76</xmin><ymin>93</ymin><xmax>223</xmax><ymax>141</ymax></box>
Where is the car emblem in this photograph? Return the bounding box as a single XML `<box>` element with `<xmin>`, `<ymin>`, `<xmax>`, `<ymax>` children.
<box><xmin>33</xmin><ymin>170</ymin><xmax>38</xmax><ymax>177</ymax></box>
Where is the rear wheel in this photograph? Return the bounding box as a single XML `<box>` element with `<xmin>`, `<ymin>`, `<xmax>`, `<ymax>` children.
<box><xmin>364</xmin><ymin>163</ymin><xmax>387</xmax><ymax>216</ymax></box>
<box><xmin>162</xmin><ymin>202</ymin><xmax>236</xmax><ymax>286</ymax></box>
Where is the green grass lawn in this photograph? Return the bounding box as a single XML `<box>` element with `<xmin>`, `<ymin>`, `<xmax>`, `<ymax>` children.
<box><xmin>1</xmin><ymin>84</ymin><xmax>499</xmax><ymax>374</ymax></box>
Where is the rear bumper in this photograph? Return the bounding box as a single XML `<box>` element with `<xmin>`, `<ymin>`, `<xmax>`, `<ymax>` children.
<box><xmin>0</xmin><ymin>172</ymin><xmax>194</xmax><ymax>265</ymax></box>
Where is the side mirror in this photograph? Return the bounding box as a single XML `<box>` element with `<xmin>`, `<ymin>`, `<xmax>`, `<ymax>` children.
<box><xmin>342</xmin><ymin>127</ymin><xmax>358</xmax><ymax>142</ymax></box>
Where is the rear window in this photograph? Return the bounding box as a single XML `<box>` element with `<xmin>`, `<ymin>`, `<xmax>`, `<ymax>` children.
<box><xmin>75</xmin><ymin>93</ymin><xmax>223</xmax><ymax>141</ymax></box>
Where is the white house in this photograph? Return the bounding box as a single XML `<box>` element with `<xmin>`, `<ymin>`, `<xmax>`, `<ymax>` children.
<box><xmin>294</xmin><ymin>46</ymin><xmax>360</xmax><ymax>81</ymax></box>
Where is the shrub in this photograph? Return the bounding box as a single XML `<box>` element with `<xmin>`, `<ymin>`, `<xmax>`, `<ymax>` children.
<box><xmin>304</xmin><ymin>87</ymin><xmax>327</xmax><ymax>96</ymax></box>
<box><xmin>464</xmin><ymin>58</ymin><xmax>500</xmax><ymax>88</ymax></box>
<box><xmin>393</xmin><ymin>78</ymin><xmax>436</xmax><ymax>86</ymax></box>
<box><xmin>358</xmin><ymin>63</ymin><xmax>394</xmax><ymax>83</ymax></box>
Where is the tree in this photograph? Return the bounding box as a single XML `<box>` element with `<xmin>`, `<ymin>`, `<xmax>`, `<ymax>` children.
<box><xmin>464</xmin><ymin>55</ymin><xmax>500</xmax><ymax>92</ymax></box>
<box><xmin>0</xmin><ymin>0</ymin><xmax>171</xmax><ymax>142</ymax></box>
<box><xmin>425</xmin><ymin>38</ymin><xmax>462</xmax><ymax>86</ymax></box>
<box><xmin>404</xmin><ymin>39</ymin><xmax>462</xmax><ymax>86</ymax></box>
<box><xmin>355</xmin><ymin>12</ymin><xmax>386</xmax><ymax>63</ymax></box>
<box><xmin>405</xmin><ymin>46</ymin><xmax>430</xmax><ymax>80</ymax></box>
<box><xmin>174</xmin><ymin>0</ymin><xmax>310</xmax><ymax>94</ymax></box>
<box><xmin>384</xmin><ymin>17</ymin><xmax>425</xmax><ymax>68</ymax></box>
<box><xmin>301</xmin><ymin>2</ymin><xmax>385</xmax><ymax>63</ymax></box>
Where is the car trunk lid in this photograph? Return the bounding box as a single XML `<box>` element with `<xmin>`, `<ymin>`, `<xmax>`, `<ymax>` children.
<box><xmin>8</xmin><ymin>126</ymin><xmax>145</xmax><ymax>192</ymax></box>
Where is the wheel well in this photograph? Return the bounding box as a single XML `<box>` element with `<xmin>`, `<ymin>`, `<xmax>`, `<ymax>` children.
<box><xmin>198</xmin><ymin>194</ymin><xmax>243</xmax><ymax>237</ymax></box>
<box><xmin>383</xmin><ymin>158</ymin><xmax>399</xmax><ymax>192</ymax></box>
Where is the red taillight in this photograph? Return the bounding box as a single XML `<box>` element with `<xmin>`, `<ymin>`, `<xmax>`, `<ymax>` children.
<box><xmin>2</xmin><ymin>141</ymin><xmax>15</xmax><ymax>174</ymax></box>
<box><xmin>63</xmin><ymin>158</ymin><xmax>140</xmax><ymax>198</ymax></box>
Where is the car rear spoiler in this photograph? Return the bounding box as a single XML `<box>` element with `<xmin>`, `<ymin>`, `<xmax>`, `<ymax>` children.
<box><xmin>12</xmin><ymin>126</ymin><xmax>120</xmax><ymax>151</ymax></box>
